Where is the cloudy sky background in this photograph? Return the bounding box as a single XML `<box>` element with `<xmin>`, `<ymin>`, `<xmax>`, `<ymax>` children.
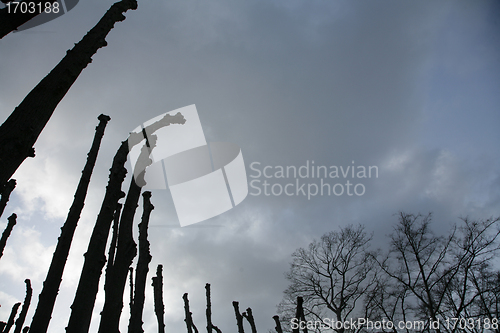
<box><xmin>0</xmin><ymin>0</ymin><xmax>499</xmax><ymax>332</ymax></box>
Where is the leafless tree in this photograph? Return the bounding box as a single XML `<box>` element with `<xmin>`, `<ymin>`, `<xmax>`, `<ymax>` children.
<box><xmin>128</xmin><ymin>191</ymin><xmax>154</xmax><ymax>333</ymax></box>
<box><xmin>13</xmin><ymin>279</ymin><xmax>32</xmax><ymax>333</ymax></box>
<box><xmin>0</xmin><ymin>0</ymin><xmax>138</xmax><ymax>189</ymax></box>
<box><xmin>66</xmin><ymin>112</ymin><xmax>184</xmax><ymax>333</ymax></box>
<box><xmin>0</xmin><ymin>179</ymin><xmax>16</xmax><ymax>218</ymax></box>
<box><xmin>29</xmin><ymin>114</ymin><xmax>110</xmax><ymax>333</ymax></box>
<box><xmin>152</xmin><ymin>265</ymin><xmax>165</xmax><ymax>333</ymax></box>
<box><xmin>184</xmin><ymin>293</ymin><xmax>199</xmax><ymax>333</ymax></box>
<box><xmin>279</xmin><ymin>225</ymin><xmax>375</xmax><ymax>333</ymax></box>
<box><xmin>0</xmin><ymin>213</ymin><xmax>16</xmax><ymax>260</ymax></box>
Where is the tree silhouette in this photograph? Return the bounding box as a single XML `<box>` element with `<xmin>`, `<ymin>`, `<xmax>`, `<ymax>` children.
<box><xmin>66</xmin><ymin>112</ymin><xmax>184</xmax><ymax>333</ymax></box>
<box><xmin>0</xmin><ymin>0</ymin><xmax>137</xmax><ymax>189</ymax></box>
<box><xmin>128</xmin><ymin>191</ymin><xmax>154</xmax><ymax>333</ymax></box>
<box><xmin>28</xmin><ymin>115</ymin><xmax>110</xmax><ymax>333</ymax></box>
<box><xmin>0</xmin><ymin>179</ymin><xmax>16</xmax><ymax>219</ymax></box>
<box><xmin>0</xmin><ymin>213</ymin><xmax>17</xmax><ymax>260</ymax></box>
<box><xmin>279</xmin><ymin>225</ymin><xmax>375</xmax><ymax>333</ymax></box>
<box><xmin>152</xmin><ymin>265</ymin><xmax>166</xmax><ymax>333</ymax></box>
<box><xmin>13</xmin><ymin>279</ymin><xmax>32</xmax><ymax>333</ymax></box>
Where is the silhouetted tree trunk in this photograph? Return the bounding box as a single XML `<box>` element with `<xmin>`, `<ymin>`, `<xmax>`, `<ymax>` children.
<box><xmin>232</xmin><ymin>302</ymin><xmax>245</xmax><ymax>333</ymax></box>
<box><xmin>292</xmin><ymin>297</ymin><xmax>307</xmax><ymax>333</ymax></box>
<box><xmin>0</xmin><ymin>0</ymin><xmax>138</xmax><ymax>189</ymax></box>
<box><xmin>66</xmin><ymin>112</ymin><xmax>184</xmax><ymax>333</ymax></box>
<box><xmin>242</xmin><ymin>308</ymin><xmax>257</xmax><ymax>333</ymax></box>
<box><xmin>0</xmin><ymin>322</ymin><xmax>6</xmax><ymax>332</ymax></box>
<box><xmin>128</xmin><ymin>192</ymin><xmax>154</xmax><ymax>333</ymax></box>
<box><xmin>183</xmin><ymin>293</ymin><xmax>198</xmax><ymax>333</ymax></box>
<box><xmin>0</xmin><ymin>213</ymin><xmax>16</xmax><ymax>260</ymax></box>
<box><xmin>29</xmin><ymin>114</ymin><xmax>110</xmax><ymax>333</ymax></box>
<box><xmin>0</xmin><ymin>179</ymin><xmax>16</xmax><ymax>218</ymax></box>
<box><xmin>129</xmin><ymin>267</ymin><xmax>134</xmax><ymax>317</ymax></box>
<box><xmin>3</xmin><ymin>302</ymin><xmax>21</xmax><ymax>333</ymax></box>
<box><xmin>206</xmin><ymin>284</ymin><xmax>222</xmax><ymax>333</ymax></box>
<box><xmin>97</xmin><ymin>139</ymin><xmax>156</xmax><ymax>333</ymax></box>
<box><xmin>272</xmin><ymin>316</ymin><xmax>283</xmax><ymax>333</ymax></box>
<box><xmin>107</xmin><ymin>203</ymin><xmax>122</xmax><ymax>272</ymax></box>
<box><xmin>152</xmin><ymin>265</ymin><xmax>165</xmax><ymax>333</ymax></box>
<box><xmin>0</xmin><ymin>0</ymin><xmax>58</xmax><ymax>39</ymax></box>
<box><xmin>13</xmin><ymin>279</ymin><xmax>32</xmax><ymax>333</ymax></box>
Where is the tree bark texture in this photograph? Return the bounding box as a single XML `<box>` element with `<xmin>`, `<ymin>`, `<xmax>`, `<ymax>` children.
<box><xmin>0</xmin><ymin>0</ymin><xmax>138</xmax><ymax>189</ymax></box>
<box><xmin>0</xmin><ymin>213</ymin><xmax>16</xmax><ymax>260</ymax></box>
<box><xmin>152</xmin><ymin>265</ymin><xmax>165</xmax><ymax>333</ymax></box>
<box><xmin>128</xmin><ymin>191</ymin><xmax>154</xmax><ymax>333</ymax></box>
<box><xmin>13</xmin><ymin>279</ymin><xmax>32</xmax><ymax>333</ymax></box>
<box><xmin>29</xmin><ymin>114</ymin><xmax>110</xmax><ymax>333</ymax></box>
<box><xmin>0</xmin><ymin>179</ymin><xmax>16</xmax><ymax>219</ymax></box>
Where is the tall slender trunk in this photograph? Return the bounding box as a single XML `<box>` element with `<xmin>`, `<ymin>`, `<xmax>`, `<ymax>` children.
<box><xmin>242</xmin><ymin>308</ymin><xmax>257</xmax><ymax>333</ymax></box>
<box><xmin>152</xmin><ymin>265</ymin><xmax>165</xmax><ymax>333</ymax></box>
<box><xmin>66</xmin><ymin>113</ymin><xmax>184</xmax><ymax>333</ymax></box>
<box><xmin>3</xmin><ymin>302</ymin><xmax>21</xmax><ymax>333</ymax></box>
<box><xmin>29</xmin><ymin>115</ymin><xmax>110</xmax><ymax>333</ymax></box>
<box><xmin>0</xmin><ymin>213</ymin><xmax>17</xmax><ymax>260</ymax></box>
<box><xmin>97</xmin><ymin>139</ymin><xmax>156</xmax><ymax>333</ymax></box>
<box><xmin>128</xmin><ymin>191</ymin><xmax>154</xmax><ymax>333</ymax></box>
<box><xmin>233</xmin><ymin>302</ymin><xmax>245</xmax><ymax>333</ymax></box>
<box><xmin>0</xmin><ymin>0</ymin><xmax>137</xmax><ymax>189</ymax></box>
<box><xmin>0</xmin><ymin>179</ymin><xmax>16</xmax><ymax>218</ymax></box>
<box><xmin>272</xmin><ymin>316</ymin><xmax>283</xmax><ymax>333</ymax></box>
<box><xmin>183</xmin><ymin>293</ymin><xmax>198</xmax><ymax>333</ymax></box>
<box><xmin>13</xmin><ymin>279</ymin><xmax>32</xmax><ymax>333</ymax></box>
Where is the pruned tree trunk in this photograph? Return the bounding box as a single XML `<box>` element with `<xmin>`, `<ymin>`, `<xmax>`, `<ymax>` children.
<box><xmin>3</xmin><ymin>302</ymin><xmax>21</xmax><ymax>333</ymax></box>
<box><xmin>128</xmin><ymin>192</ymin><xmax>154</xmax><ymax>333</ymax></box>
<box><xmin>97</xmin><ymin>139</ymin><xmax>157</xmax><ymax>333</ymax></box>
<box><xmin>107</xmin><ymin>203</ymin><xmax>122</xmax><ymax>270</ymax></box>
<box><xmin>183</xmin><ymin>293</ymin><xmax>198</xmax><ymax>333</ymax></box>
<box><xmin>13</xmin><ymin>279</ymin><xmax>32</xmax><ymax>333</ymax></box>
<box><xmin>242</xmin><ymin>308</ymin><xmax>257</xmax><ymax>333</ymax></box>
<box><xmin>272</xmin><ymin>316</ymin><xmax>283</xmax><ymax>333</ymax></box>
<box><xmin>232</xmin><ymin>301</ymin><xmax>245</xmax><ymax>333</ymax></box>
<box><xmin>0</xmin><ymin>179</ymin><xmax>16</xmax><ymax>218</ymax></box>
<box><xmin>29</xmin><ymin>114</ymin><xmax>110</xmax><ymax>333</ymax></box>
<box><xmin>0</xmin><ymin>213</ymin><xmax>16</xmax><ymax>260</ymax></box>
<box><xmin>0</xmin><ymin>0</ymin><xmax>58</xmax><ymax>39</ymax></box>
<box><xmin>129</xmin><ymin>267</ymin><xmax>134</xmax><ymax>317</ymax></box>
<box><xmin>0</xmin><ymin>0</ymin><xmax>138</xmax><ymax>189</ymax></box>
<box><xmin>66</xmin><ymin>112</ymin><xmax>184</xmax><ymax>333</ymax></box>
<box><xmin>292</xmin><ymin>297</ymin><xmax>307</xmax><ymax>333</ymax></box>
<box><xmin>152</xmin><ymin>265</ymin><xmax>165</xmax><ymax>333</ymax></box>
<box><xmin>65</xmin><ymin>138</ymin><xmax>128</xmax><ymax>333</ymax></box>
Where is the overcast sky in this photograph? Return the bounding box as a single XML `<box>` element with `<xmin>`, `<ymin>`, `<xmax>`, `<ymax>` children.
<box><xmin>1</xmin><ymin>0</ymin><xmax>499</xmax><ymax>332</ymax></box>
